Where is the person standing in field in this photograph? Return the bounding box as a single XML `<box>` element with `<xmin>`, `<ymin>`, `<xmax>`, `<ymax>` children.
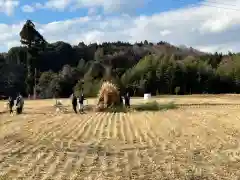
<box><xmin>78</xmin><ymin>93</ymin><xmax>85</xmax><ymax>113</ymax></box>
<box><xmin>8</xmin><ymin>96</ymin><xmax>14</xmax><ymax>114</ymax></box>
<box><xmin>16</xmin><ymin>93</ymin><xmax>24</xmax><ymax>114</ymax></box>
<box><xmin>124</xmin><ymin>92</ymin><xmax>130</xmax><ymax>108</ymax></box>
<box><xmin>71</xmin><ymin>93</ymin><xmax>78</xmax><ymax>113</ymax></box>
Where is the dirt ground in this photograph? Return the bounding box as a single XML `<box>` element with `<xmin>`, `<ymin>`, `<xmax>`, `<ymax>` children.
<box><xmin>0</xmin><ymin>95</ymin><xmax>240</xmax><ymax>179</ymax></box>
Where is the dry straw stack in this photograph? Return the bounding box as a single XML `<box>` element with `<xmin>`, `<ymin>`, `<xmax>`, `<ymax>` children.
<box><xmin>96</xmin><ymin>81</ymin><xmax>120</xmax><ymax>111</ymax></box>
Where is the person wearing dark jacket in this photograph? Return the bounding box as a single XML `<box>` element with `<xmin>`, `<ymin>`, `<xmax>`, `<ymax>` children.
<box><xmin>71</xmin><ymin>93</ymin><xmax>78</xmax><ymax>113</ymax></box>
<box><xmin>8</xmin><ymin>96</ymin><xmax>14</xmax><ymax>114</ymax></box>
<box><xmin>124</xmin><ymin>92</ymin><xmax>130</xmax><ymax>107</ymax></box>
<box><xmin>16</xmin><ymin>93</ymin><xmax>24</xmax><ymax>114</ymax></box>
<box><xmin>78</xmin><ymin>94</ymin><xmax>85</xmax><ymax>113</ymax></box>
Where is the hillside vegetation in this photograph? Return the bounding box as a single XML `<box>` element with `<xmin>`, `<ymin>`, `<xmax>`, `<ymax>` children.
<box><xmin>0</xmin><ymin>20</ymin><xmax>239</xmax><ymax>98</ymax></box>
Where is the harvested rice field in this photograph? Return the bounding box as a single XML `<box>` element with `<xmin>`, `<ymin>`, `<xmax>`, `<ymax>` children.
<box><xmin>0</xmin><ymin>94</ymin><xmax>240</xmax><ymax>179</ymax></box>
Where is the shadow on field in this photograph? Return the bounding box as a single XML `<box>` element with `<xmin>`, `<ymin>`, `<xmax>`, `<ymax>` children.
<box><xmin>0</xmin><ymin>111</ymin><xmax>7</xmax><ymax>115</ymax></box>
<box><xmin>177</xmin><ymin>103</ymin><xmax>240</xmax><ymax>106</ymax></box>
<box><xmin>81</xmin><ymin>101</ymin><xmax>178</xmax><ymax>113</ymax></box>
<box><xmin>0</xmin><ymin>110</ymin><xmax>47</xmax><ymax>116</ymax></box>
<box><xmin>21</xmin><ymin>112</ymin><xmax>48</xmax><ymax>115</ymax></box>
<box><xmin>1</xmin><ymin>102</ymin><xmax>178</xmax><ymax>115</ymax></box>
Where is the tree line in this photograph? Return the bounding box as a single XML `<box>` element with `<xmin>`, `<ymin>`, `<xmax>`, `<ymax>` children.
<box><xmin>0</xmin><ymin>20</ymin><xmax>239</xmax><ymax>99</ymax></box>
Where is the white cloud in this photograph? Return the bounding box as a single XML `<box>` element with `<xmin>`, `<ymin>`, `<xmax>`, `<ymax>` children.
<box><xmin>0</xmin><ymin>0</ymin><xmax>19</xmax><ymax>16</ymax></box>
<box><xmin>160</xmin><ymin>30</ymin><xmax>171</xmax><ymax>36</ymax></box>
<box><xmin>35</xmin><ymin>2</ymin><xmax>43</xmax><ymax>9</ymax></box>
<box><xmin>33</xmin><ymin>0</ymin><xmax>146</xmax><ymax>14</ymax></box>
<box><xmin>43</xmin><ymin>0</ymin><xmax>71</xmax><ymax>11</ymax></box>
<box><xmin>6</xmin><ymin>40</ymin><xmax>19</xmax><ymax>50</ymax></box>
<box><xmin>87</xmin><ymin>7</ymin><xmax>97</xmax><ymax>15</ymax></box>
<box><xmin>2</xmin><ymin>0</ymin><xmax>240</xmax><ymax>53</ymax></box>
<box><xmin>21</xmin><ymin>4</ymin><xmax>35</xmax><ymax>13</ymax></box>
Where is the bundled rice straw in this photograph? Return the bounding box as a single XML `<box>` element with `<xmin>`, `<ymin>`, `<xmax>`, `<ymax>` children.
<box><xmin>96</xmin><ymin>81</ymin><xmax>120</xmax><ymax>110</ymax></box>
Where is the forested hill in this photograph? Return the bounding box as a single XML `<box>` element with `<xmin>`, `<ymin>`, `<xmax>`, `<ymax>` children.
<box><xmin>0</xmin><ymin>20</ymin><xmax>239</xmax><ymax>99</ymax></box>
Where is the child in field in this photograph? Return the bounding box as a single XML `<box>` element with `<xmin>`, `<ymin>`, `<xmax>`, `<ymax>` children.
<box><xmin>71</xmin><ymin>93</ymin><xmax>78</xmax><ymax>113</ymax></box>
<box><xmin>8</xmin><ymin>96</ymin><xmax>14</xmax><ymax>114</ymax></box>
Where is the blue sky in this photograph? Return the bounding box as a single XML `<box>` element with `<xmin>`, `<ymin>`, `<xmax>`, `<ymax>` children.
<box><xmin>1</xmin><ymin>0</ymin><xmax>202</xmax><ymax>24</ymax></box>
<box><xmin>0</xmin><ymin>0</ymin><xmax>240</xmax><ymax>53</ymax></box>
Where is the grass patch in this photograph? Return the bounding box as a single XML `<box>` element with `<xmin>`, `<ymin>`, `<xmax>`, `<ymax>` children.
<box><xmin>87</xmin><ymin>101</ymin><xmax>177</xmax><ymax>112</ymax></box>
<box><xmin>97</xmin><ymin>104</ymin><xmax>128</xmax><ymax>113</ymax></box>
<box><xmin>133</xmin><ymin>101</ymin><xmax>177</xmax><ymax>111</ymax></box>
